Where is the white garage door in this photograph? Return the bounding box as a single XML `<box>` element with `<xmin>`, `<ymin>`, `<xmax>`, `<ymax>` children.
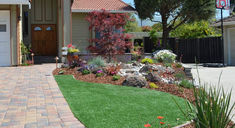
<box><xmin>0</xmin><ymin>11</ymin><xmax>11</xmax><ymax>66</ymax></box>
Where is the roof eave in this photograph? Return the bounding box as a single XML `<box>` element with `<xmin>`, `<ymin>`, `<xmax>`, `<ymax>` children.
<box><xmin>72</xmin><ymin>9</ymin><xmax>137</xmax><ymax>13</ymax></box>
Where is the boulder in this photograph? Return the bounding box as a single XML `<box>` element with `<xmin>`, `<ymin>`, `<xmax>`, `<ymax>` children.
<box><xmin>139</xmin><ymin>65</ymin><xmax>153</xmax><ymax>73</ymax></box>
<box><xmin>121</xmin><ymin>64</ymin><xmax>133</xmax><ymax>69</ymax></box>
<box><xmin>166</xmin><ymin>67</ymin><xmax>175</xmax><ymax>74</ymax></box>
<box><xmin>145</xmin><ymin>72</ymin><xmax>162</xmax><ymax>82</ymax></box>
<box><xmin>122</xmin><ymin>76</ymin><xmax>148</xmax><ymax>88</ymax></box>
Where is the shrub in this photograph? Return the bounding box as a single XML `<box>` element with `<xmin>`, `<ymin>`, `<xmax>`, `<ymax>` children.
<box><xmin>96</xmin><ymin>70</ymin><xmax>104</xmax><ymax>77</ymax></box>
<box><xmin>82</xmin><ymin>70</ymin><xmax>90</xmax><ymax>75</ymax></box>
<box><xmin>175</xmin><ymin>63</ymin><xmax>183</xmax><ymax>68</ymax></box>
<box><xmin>163</xmin><ymin>63</ymin><xmax>172</xmax><ymax>67</ymax></box>
<box><xmin>88</xmin><ymin>56</ymin><xmax>106</xmax><ymax>67</ymax></box>
<box><xmin>179</xmin><ymin>79</ymin><xmax>194</xmax><ymax>89</ymax></box>
<box><xmin>106</xmin><ymin>65</ymin><xmax>121</xmax><ymax>75</ymax></box>
<box><xmin>154</xmin><ymin>50</ymin><xmax>176</xmax><ymax>64</ymax></box>
<box><xmin>174</xmin><ymin>72</ymin><xmax>185</xmax><ymax>80</ymax></box>
<box><xmin>149</xmin><ymin>83</ymin><xmax>159</xmax><ymax>89</ymax></box>
<box><xmin>141</xmin><ymin>58</ymin><xmax>154</xmax><ymax>64</ymax></box>
<box><xmin>112</xmin><ymin>75</ymin><xmax>121</xmax><ymax>81</ymax></box>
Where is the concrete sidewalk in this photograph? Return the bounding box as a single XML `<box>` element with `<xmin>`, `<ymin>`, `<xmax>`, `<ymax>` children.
<box><xmin>189</xmin><ymin>64</ymin><xmax>235</xmax><ymax>122</ymax></box>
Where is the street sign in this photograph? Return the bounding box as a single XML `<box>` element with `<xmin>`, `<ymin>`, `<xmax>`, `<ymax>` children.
<box><xmin>216</xmin><ymin>0</ymin><xmax>230</xmax><ymax>9</ymax></box>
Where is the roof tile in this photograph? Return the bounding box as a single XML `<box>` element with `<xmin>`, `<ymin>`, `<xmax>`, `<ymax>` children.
<box><xmin>72</xmin><ymin>0</ymin><xmax>135</xmax><ymax>12</ymax></box>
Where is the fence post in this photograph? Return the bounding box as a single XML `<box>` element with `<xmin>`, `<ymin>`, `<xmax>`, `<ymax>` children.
<box><xmin>197</xmin><ymin>38</ymin><xmax>200</xmax><ymax>63</ymax></box>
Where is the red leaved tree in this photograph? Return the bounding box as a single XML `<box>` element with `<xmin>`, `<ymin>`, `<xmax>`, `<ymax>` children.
<box><xmin>86</xmin><ymin>9</ymin><xmax>133</xmax><ymax>62</ymax></box>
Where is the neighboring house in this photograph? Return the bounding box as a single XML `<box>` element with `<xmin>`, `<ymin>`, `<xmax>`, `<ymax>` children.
<box><xmin>0</xmin><ymin>0</ymin><xmax>135</xmax><ymax>66</ymax></box>
<box><xmin>214</xmin><ymin>15</ymin><xmax>235</xmax><ymax>65</ymax></box>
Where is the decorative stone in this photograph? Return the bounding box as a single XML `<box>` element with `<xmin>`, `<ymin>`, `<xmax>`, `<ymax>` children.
<box><xmin>166</xmin><ymin>67</ymin><xmax>175</xmax><ymax>74</ymax></box>
<box><xmin>145</xmin><ymin>72</ymin><xmax>162</xmax><ymax>82</ymax></box>
<box><xmin>139</xmin><ymin>65</ymin><xmax>156</xmax><ymax>73</ymax></box>
<box><xmin>121</xmin><ymin>64</ymin><xmax>133</xmax><ymax>69</ymax></box>
<box><xmin>122</xmin><ymin>76</ymin><xmax>148</xmax><ymax>88</ymax></box>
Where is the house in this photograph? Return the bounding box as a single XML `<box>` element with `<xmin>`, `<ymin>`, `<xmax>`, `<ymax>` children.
<box><xmin>214</xmin><ymin>15</ymin><xmax>235</xmax><ymax>66</ymax></box>
<box><xmin>0</xmin><ymin>0</ymin><xmax>135</xmax><ymax>66</ymax></box>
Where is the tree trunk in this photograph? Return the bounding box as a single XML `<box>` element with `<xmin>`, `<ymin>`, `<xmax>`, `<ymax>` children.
<box><xmin>161</xmin><ymin>15</ymin><xmax>169</xmax><ymax>49</ymax></box>
<box><xmin>162</xmin><ymin>29</ymin><xmax>169</xmax><ymax>49</ymax></box>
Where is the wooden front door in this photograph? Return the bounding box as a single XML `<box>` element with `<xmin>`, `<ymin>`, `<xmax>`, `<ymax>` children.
<box><xmin>32</xmin><ymin>24</ymin><xmax>57</xmax><ymax>56</ymax></box>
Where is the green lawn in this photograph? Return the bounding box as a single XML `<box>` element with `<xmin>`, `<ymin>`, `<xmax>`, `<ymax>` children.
<box><xmin>55</xmin><ymin>75</ymin><xmax>190</xmax><ymax>128</ymax></box>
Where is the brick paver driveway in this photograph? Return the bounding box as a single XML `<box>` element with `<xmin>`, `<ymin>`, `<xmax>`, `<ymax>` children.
<box><xmin>0</xmin><ymin>64</ymin><xmax>85</xmax><ymax>128</ymax></box>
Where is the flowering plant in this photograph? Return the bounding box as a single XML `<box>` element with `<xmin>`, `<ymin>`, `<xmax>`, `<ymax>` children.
<box><xmin>96</xmin><ymin>70</ymin><xmax>104</xmax><ymax>77</ymax></box>
<box><xmin>62</xmin><ymin>44</ymin><xmax>80</xmax><ymax>53</ymax></box>
<box><xmin>153</xmin><ymin>50</ymin><xmax>176</xmax><ymax>64</ymax></box>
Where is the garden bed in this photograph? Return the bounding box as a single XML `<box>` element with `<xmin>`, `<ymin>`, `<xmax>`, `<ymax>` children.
<box><xmin>53</xmin><ymin>66</ymin><xmax>195</xmax><ymax>102</ymax></box>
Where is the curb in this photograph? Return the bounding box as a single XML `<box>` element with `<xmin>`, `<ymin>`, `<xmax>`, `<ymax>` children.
<box><xmin>173</xmin><ymin>121</ymin><xmax>193</xmax><ymax>128</ymax></box>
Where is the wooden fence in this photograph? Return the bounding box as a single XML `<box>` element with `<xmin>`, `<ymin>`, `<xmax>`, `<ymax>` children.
<box><xmin>144</xmin><ymin>37</ymin><xmax>223</xmax><ymax>63</ymax></box>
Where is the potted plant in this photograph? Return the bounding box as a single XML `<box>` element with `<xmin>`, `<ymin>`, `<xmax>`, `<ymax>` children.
<box><xmin>62</xmin><ymin>44</ymin><xmax>80</xmax><ymax>66</ymax></box>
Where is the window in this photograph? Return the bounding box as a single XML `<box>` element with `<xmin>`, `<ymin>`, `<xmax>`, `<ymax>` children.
<box><xmin>46</xmin><ymin>27</ymin><xmax>52</xmax><ymax>31</ymax></box>
<box><xmin>0</xmin><ymin>24</ymin><xmax>6</xmax><ymax>32</ymax></box>
<box><xmin>34</xmin><ymin>27</ymin><xmax>42</xmax><ymax>31</ymax></box>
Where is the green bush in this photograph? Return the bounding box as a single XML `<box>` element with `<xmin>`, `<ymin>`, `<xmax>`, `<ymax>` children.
<box><xmin>112</xmin><ymin>75</ymin><xmax>121</xmax><ymax>81</ymax></box>
<box><xmin>82</xmin><ymin>70</ymin><xmax>91</xmax><ymax>75</ymax></box>
<box><xmin>163</xmin><ymin>63</ymin><xmax>172</xmax><ymax>67</ymax></box>
<box><xmin>149</xmin><ymin>83</ymin><xmax>158</xmax><ymax>89</ymax></box>
<box><xmin>175</xmin><ymin>63</ymin><xmax>183</xmax><ymax>68</ymax></box>
<box><xmin>96</xmin><ymin>73</ymin><xmax>104</xmax><ymax>77</ymax></box>
<box><xmin>174</xmin><ymin>72</ymin><xmax>185</xmax><ymax>80</ymax></box>
<box><xmin>154</xmin><ymin>50</ymin><xmax>176</xmax><ymax>64</ymax></box>
<box><xmin>179</xmin><ymin>80</ymin><xmax>194</xmax><ymax>89</ymax></box>
<box><xmin>88</xmin><ymin>56</ymin><xmax>106</xmax><ymax>67</ymax></box>
<box><xmin>141</xmin><ymin>58</ymin><xmax>154</xmax><ymax>64</ymax></box>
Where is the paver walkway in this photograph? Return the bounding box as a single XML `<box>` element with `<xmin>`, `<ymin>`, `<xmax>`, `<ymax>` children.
<box><xmin>0</xmin><ymin>64</ymin><xmax>85</xmax><ymax>128</ymax></box>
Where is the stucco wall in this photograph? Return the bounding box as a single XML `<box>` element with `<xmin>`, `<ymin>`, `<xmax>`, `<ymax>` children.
<box><xmin>224</xmin><ymin>26</ymin><xmax>235</xmax><ymax>65</ymax></box>
<box><xmin>63</xmin><ymin>0</ymin><xmax>71</xmax><ymax>45</ymax></box>
<box><xmin>10</xmin><ymin>5</ymin><xmax>18</xmax><ymax>65</ymax></box>
<box><xmin>72</xmin><ymin>13</ymin><xmax>90</xmax><ymax>53</ymax></box>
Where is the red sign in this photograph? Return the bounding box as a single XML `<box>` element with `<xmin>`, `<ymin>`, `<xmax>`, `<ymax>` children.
<box><xmin>216</xmin><ymin>0</ymin><xmax>230</xmax><ymax>9</ymax></box>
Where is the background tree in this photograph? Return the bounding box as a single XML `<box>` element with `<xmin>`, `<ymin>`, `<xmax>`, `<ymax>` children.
<box><xmin>86</xmin><ymin>10</ymin><xmax>132</xmax><ymax>62</ymax></box>
<box><xmin>134</xmin><ymin>0</ymin><xmax>215</xmax><ymax>48</ymax></box>
<box><xmin>124</xmin><ymin>14</ymin><xmax>142</xmax><ymax>33</ymax></box>
<box><xmin>171</xmin><ymin>20</ymin><xmax>221</xmax><ymax>39</ymax></box>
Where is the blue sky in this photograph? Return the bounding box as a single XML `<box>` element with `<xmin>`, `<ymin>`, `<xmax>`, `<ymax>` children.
<box><xmin>122</xmin><ymin>0</ymin><xmax>230</xmax><ymax>26</ymax></box>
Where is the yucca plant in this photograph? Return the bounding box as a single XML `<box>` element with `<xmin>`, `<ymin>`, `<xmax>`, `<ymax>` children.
<box><xmin>193</xmin><ymin>86</ymin><xmax>235</xmax><ymax>128</ymax></box>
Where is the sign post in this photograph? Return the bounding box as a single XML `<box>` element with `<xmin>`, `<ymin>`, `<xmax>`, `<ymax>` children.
<box><xmin>216</xmin><ymin>0</ymin><xmax>229</xmax><ymax>66</ymax></box>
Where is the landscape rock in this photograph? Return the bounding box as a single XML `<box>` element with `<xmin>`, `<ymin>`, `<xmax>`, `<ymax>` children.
<box><xmin>139</xmin><ymin>65</ymin><xmax>154</xmax><ymax>73</ymax></box>
<box><xmin>145</xmin><ymin>72</ymin><xmax>162</xmax><ymax>82</ymax></box>
<box><xmin>166</xmin><ymin>67</ymin><xmax>175</xmax><ymax>74</ymax></box>
<box><xmin>122</xmin><ymin>76</ymin><xmax>148</xmax><ymax>88</ymax></box>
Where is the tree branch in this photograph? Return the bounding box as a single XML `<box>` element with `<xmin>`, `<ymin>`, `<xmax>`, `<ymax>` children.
<box><xmin>171</xmin><ymin>17</ymin><xmax>188</xmax><ymax>30</ymax></box>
